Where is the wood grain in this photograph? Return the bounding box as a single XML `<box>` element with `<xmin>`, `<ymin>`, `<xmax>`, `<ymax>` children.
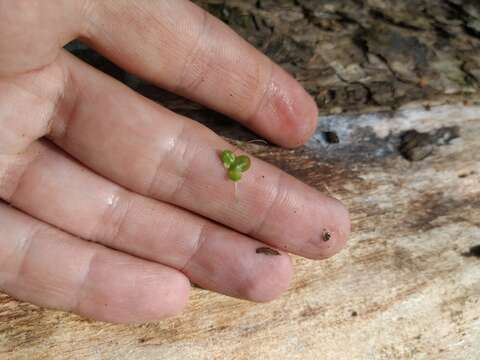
<box><xmin>3</xmin><ymin>0</ymin><xmax>480</xmax><ymax>358</ymax></box>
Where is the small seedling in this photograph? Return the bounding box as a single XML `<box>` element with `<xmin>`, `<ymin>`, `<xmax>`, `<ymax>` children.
<box><xmin>221</xmin><ymin>150</ymin><xmax>251</xmax><ymax>182</ymax></box>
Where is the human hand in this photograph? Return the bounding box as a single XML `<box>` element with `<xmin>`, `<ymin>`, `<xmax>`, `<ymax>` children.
<box><xmin>0</xmin><ymin>0</ymin><xmax>350</xmax><ymax>323</ymax></box>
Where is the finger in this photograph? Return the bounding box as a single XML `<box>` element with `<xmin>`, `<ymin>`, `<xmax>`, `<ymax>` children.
<box><xmin>47</xmin><ymin>51</ymin><xmax>350</xmax><ymax>260</ymax></box>
<box><xmin>0</xmin><ymin>0</ymin><xmax>317</xmax><ymax>147</ymax></box>
<box><xmin>83</xmin><ymin>0</ymin><xmax>318</xmax><ymax>147</ymax></box>
<box><xmin>2</xmin><ymin>141</ymin><xmax>293</xmax><ymax>302</ymax></box>
<box><xmin>0</xmin><ymin>202</ymin><xmax>190</xmax><ymax>324</ymax></box>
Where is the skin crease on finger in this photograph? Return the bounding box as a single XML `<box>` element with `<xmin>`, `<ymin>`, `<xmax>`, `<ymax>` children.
<box><xmin>0</xmin><ymin>0</ymin><xmax>351</xmax><ymax>322</ymax></box>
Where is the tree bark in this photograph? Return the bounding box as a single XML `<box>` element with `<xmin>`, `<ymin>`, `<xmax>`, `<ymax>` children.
<box><xmin>194</xmin><ymin>0</ymin><xmax>480</xmax><ymax>114</ymax></box>
<box><xmin>1</xmin><ymin>1</ymin><xmax>480</xmax><ymax>359</ymax></box>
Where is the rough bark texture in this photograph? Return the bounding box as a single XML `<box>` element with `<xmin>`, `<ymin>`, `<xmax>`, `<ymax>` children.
<box><xmin>195</xmin><ymin>0</ymin><xmax>480</xmax><ymax>114</ymax></box>
<box><xmin>2</xmin><ymin>1</ymin><xmax>480</xmax><ymax>359</ymax></box>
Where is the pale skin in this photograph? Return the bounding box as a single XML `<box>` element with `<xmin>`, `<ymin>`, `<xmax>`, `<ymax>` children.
<box><xmin>0</xmin><ymin>0</ymin><xmax>351</xmax><ymax>324</ymax></box>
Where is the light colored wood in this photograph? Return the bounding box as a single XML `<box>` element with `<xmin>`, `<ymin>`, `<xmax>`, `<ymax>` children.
<box><xmin>1</xmin><ymin>104</ymin><xmax>479</xmax><ymax>360</ymax></box>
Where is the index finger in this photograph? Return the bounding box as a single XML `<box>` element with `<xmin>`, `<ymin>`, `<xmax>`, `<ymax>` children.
<box><xmin>0</xmin><ymin>0</ymin><xmax>317</xmax><ymax>148</ymax></box>
<box><xmin>85</xmin><ymin>0</ymin><xmax>318</xmax><ymax>148</ymax></box>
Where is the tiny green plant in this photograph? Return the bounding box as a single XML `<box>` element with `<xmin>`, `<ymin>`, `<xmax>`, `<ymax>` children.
<box><xmin>221</xmin><ymin>150</ymin><xmax>251</xmax><ymax>182</ymax></box>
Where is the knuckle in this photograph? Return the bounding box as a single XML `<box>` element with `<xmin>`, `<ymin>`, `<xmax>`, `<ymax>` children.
<box><xmin>244</xmin><ymin>60</ymin><xmax>272</xmax><ymax>119</ymax></box>
<box><xmin>249</xmin><ymin>171</ymin><xmax>287</xmax><ymax>236</ymax></box>
<box><xmin>92</xmin><ymin>188</ymin><xmax>133</xmax><ymax>245</ymax></box>
<box><xmin>148</xmin><ymin>122</ymin><xmax>204</xmax><ymax>202</ymax></box>
<box><xmin>0</xmin><ymin>60</ymin><xmax>67</xmax><ymax>202</ymax></box>
<box><xmin>0</xmin><ymin>61</ymin><xmax>67</xmax><ymax>155</ymax></box>
<box><xmin>174</xmin><ymin>10</ymin><xmax>211</xmax><ymax>93</ymax></box>
<box><xmin>181</xmin><ymin>222</ymin><xmax>209</xmax><ymax>273</ymax></box>
<box><xmin>0</xmin><ymin>144</ymin><xmax>43</xmax><ymax>202</ymax></box>
<box><xmin>0</xmin><ymin>221</ymin><xmax>43</xmax><ymax>289</ymax></box>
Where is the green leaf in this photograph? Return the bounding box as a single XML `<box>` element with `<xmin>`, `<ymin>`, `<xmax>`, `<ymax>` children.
<box><xmin>231</xmin><ymin>155</ymin><xmax>251</xmax><ymax>172</ymax></box>
<box><xmin>228</xmin><ymin>168</ymin><xmax>242</xmax><ymax>182</ymax></box>
<box><xmin>221</xmin><ymin>150</ymin><xmax>236</xmax><ymax>168</ymax></box>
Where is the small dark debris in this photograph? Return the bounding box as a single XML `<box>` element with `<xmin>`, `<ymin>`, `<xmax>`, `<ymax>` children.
<box><xmin>322</xmin><ymin>230</ymin><xmax>332</xmax><ymax>242</ymax></box>
<box><xmin>459</xmin><ymin>171</ymin><xmax>475</xmax><ymax>178</ymax></box>
<box><xmin>434</xmin><ymin>127</ymin><xmax>461</xmax><ymax>145</ymax></box>
<box><xmin>210</xmin><ymin>325</ymin><xmax>228</xmax><ymax>332</ymax></box>
<box><xmin>256</xmin><ymin>247</ymin><xmax>281</xmax><ymax>256</ymax></box>
<box><xmin>463</xmin><ymin>245</ymin><xmax>480</xmax><ymax>258</ymax></box>
<box><xmin>399</xmin><ymin>132</ymin><xmax>434</xmax><ymax>161</ymax></box>
<box><xmin>323</xmin><ymin>131</ymin><xmax>340</xmax><ymax>144</ymax></box>
<box><xmin>424</xmin><ymin>104</ymin><xmax>431</xmax><ymax>111</ymax></box>
<box><xmin>351</xmin><ymin>311</ymin><xmax>358</xmax><ymax>317</ymax></box>
<box><xmin>399</xmin><ymin>127</ymin><xmax>460</xmax><ymax>161</ymax></box>
<box><xmin>138</xmin><ymin>338</ymin><xmax>146</xmax><ymax>344</ymax></box>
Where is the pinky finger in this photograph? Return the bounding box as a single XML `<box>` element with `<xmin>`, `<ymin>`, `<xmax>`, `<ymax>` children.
<box><xmin>0</xmin><ymin>202</ymin><xmax>190</xmax><ymax>324</ymax></box>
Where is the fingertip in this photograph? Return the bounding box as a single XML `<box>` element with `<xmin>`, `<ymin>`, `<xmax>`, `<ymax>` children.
<box><xmin>274</xmin><ymin>66</ymin><xmax>319</xmax><ymax>148</ymax></box>
<box><xmin>129</xmin><ymin>271</ymin><xmax>191</xmax><ymax>324</ymax></box>
<box><xmin>76</xmin><ymin>255</ymin><xmax>191</xmax><ymax>324</ymax></box>
<box><xmin>250</xmin><ymin>65</ymin><xmax>318</xmax><ymax>148</ymax></box>
<box><xmin>311</xmin><ymin>197</ymin><xmax>351</xmax><ymax>260</ymax></box>
<box><xmin>242</xmin><ymin>251</ymin><xmax>293</xmax><ymax>303</ymax></box>
<box><xmin>155</xmin><ymin>271</ymin><xmax>191</xmax><ymax>319</ymax></box>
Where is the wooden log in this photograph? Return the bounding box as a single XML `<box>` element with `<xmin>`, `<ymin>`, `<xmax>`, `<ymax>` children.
<box><xmin>2</xmin><ymin>1</ymin><xmax>480</xmax><ymax>359</ymax></box>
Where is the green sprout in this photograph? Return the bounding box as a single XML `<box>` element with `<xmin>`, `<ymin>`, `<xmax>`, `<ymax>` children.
<box><xmin>221</xmin><ymin>150</ymin><xmax>251</xmax><ymax>182</ymax></box>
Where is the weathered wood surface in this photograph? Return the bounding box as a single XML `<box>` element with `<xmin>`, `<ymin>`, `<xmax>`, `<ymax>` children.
<box><xmin>2</xmin><ymin>1</ymin><xmax>480</xmax><ymax>359</ymax></box>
